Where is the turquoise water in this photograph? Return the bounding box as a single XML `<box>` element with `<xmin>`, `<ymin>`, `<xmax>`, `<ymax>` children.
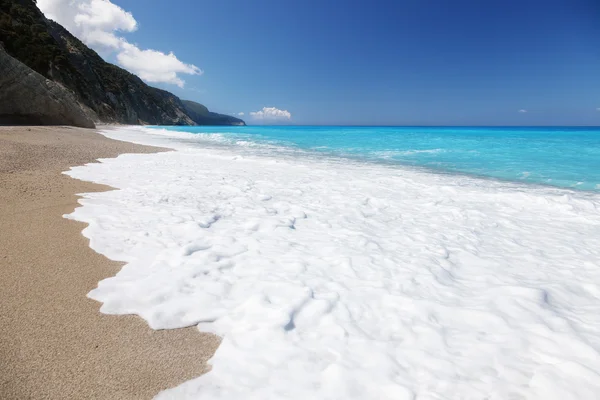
<box><xmin>155</xmin><ymin>126</ymin><xmax>600</xmax><ymax>191</ymax></box>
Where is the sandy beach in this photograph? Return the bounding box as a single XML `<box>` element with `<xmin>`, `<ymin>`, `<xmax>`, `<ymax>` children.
<box><xmin>0</xmin><ymin>126</ymin><xmax>220</xmax><ymax>399</ymax></box>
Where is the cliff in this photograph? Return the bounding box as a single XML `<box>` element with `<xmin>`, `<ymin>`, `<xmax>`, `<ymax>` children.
<box><xmin>182</xmin><ymin>100</ymin><xmax>246</xmax><ymax>126</ymax></box>
<box><xmin>0</xmin><ymin>0</ymin><xmax>244</xmax><ymax>126</ymax></box>
<box><xmin>0</xmin><ymin>45</ymin><xmax>95</xmax><ymax>128</ymax></box>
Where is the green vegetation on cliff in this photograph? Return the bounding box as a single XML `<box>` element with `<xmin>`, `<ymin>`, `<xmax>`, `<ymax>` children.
<box><xmin>0</xmin><ymin>0</ymin><xmax>72</xmax><ymax>76</ymax></box>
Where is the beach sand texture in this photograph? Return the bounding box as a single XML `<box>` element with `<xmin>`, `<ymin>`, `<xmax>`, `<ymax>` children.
<box><xmin>0</xmin><ymin>126</ymin><xmax>220</xmax><ymax>399</ymax></box>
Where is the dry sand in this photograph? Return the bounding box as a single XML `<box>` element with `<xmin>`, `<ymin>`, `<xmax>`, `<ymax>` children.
<box><xmin>0</xmin><ymin>126</ymin><xmax>220</xmax><ymax>399</ymax></box>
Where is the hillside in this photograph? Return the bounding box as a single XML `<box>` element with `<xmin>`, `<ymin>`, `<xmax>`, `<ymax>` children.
<box><xmin>0</xmin><ymin>45</ymin><xmax>95</xmax><ymax>127</ymax></box>
<box><xmin>182</xmin><ymin>100</ymin><xmax>245</xmax><ymax>126</ymax></box>
<box><xmin>0</xmin><ymin>0</ymin><xmax>244</xmax><ymax>126</ymax></box>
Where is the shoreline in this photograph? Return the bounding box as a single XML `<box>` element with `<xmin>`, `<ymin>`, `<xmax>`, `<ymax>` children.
<box><xmin>0</xmin><ymin>126</ymin><xmax>220</xmax><ymax>399</ymax></box>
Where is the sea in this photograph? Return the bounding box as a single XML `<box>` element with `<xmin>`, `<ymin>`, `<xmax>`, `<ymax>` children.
<box><xmin>65</xmin><ymin>125</ymin><xmax>600</xmax><ymax>399</ymax></box>
<box><xmin>157</xmin><ymin>125</ymin><xmax>600</xmax><ymax>191</ymax></box>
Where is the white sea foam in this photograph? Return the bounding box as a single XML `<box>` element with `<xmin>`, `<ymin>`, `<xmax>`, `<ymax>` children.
<box><xmin>66</xmin><ymin>127</ymin><xmax>600</xmax><ymax>399</ymax></box>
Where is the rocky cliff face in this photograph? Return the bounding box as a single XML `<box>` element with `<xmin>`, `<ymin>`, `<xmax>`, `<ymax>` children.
<box><xmin>44</xmin><ymin>20</ymin><xmax>195</xmax><ymax>125</ymax></box>
<box><xmin>0</xmin><ymin>46</ymin><xmax>95</xmax><ymax>128</ymax></box>
<box><xmin>0</xmin><ymin>0</ymin><xmax>244</xmax><ymax>127</ymax></box>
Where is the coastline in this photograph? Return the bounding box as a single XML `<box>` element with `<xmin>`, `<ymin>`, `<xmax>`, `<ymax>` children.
<box><xmin>0</xmin><ymin>126</ymin><xmax>220</xmax><ymax>399</ymax></box>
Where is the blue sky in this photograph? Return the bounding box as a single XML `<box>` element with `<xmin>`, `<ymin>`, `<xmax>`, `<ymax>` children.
<box><xmin>39</xmin><ymin>0</ymin><xmax>600</xmax><ymax>125</ymax></box>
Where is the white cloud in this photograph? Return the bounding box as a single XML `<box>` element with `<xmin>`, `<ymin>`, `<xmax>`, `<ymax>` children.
<box><xmin>596</xmin><ymin>108</ymin><xmax>600</xmax><ymax>112</ymax></box>
<box><xmin>518</xmin><ymin>109</ymin><xmax>527</xmax><ymax>113</ymax></box>
<box><xmin>37</xmin><ymin>0</ymin><xmax>136</xmax><ymax>49</ymax></box>
<box><xmin>74</xmin><ymin>0</ymin><xmax>137</xmax><ymax>33</ymax></box>
<box><xmin>250</xmin><ymin>107</ymin><xmax>292</xmax><ymax>121</ymax></box>
<box><xmin>238</xmin><ymin>112</ymin><xmax>245</xmax><ymax>116</ymax></box>
<box><xmin>117</xmin><ymin>42</ymin><xmax>201</xmax><ymax>87</ymax></box>
<box><xmin>84</xmin><ymin>29</ymin><xmax>122</xmax><ymax>49</ymax></box>
<box><xmin>37</xmin><ymin>0</ymin><xmax>201</xmax><ymax>87</ymax></box>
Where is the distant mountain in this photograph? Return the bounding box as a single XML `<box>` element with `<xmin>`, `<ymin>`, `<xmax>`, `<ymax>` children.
<box><xmin>0</xmin><ymin>0</ymin><xmax>244</xmax><ymax>127</ymax></box>
<box><xmin>182</xmin><ymin>100</ymin><xmax>245</xmax><ymax>126</ymax></box>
